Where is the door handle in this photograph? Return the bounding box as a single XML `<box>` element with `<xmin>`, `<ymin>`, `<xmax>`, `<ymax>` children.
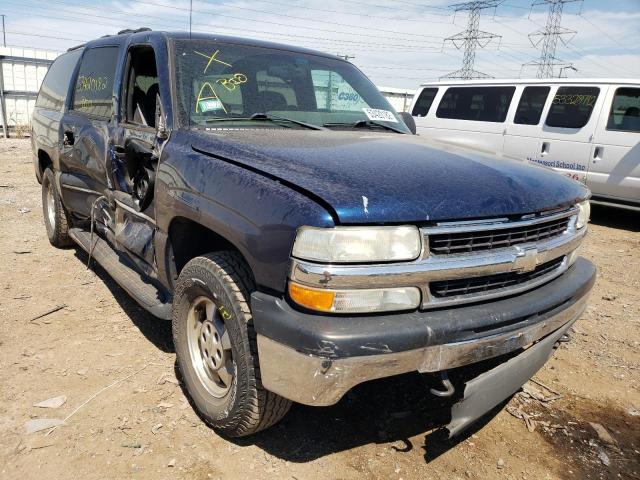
<box><xmin>63</xmin><ymin>131</ymin><xmax>75</xmax><ymax>146</ymax></box>
<box><xmin>593</xmin><ymin>146</ymin><xmax>603</xmax><ymax>162</ymax></box>
<box><xmin>541</xmin><ymin>142</ymin><xmax>550</xmax><ymax>156</ymax></box>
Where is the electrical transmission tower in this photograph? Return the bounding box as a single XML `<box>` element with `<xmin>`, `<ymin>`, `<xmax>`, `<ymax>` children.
<box><xmin>525</xmin><ymin>0</ymin><xmax>582</xmax><ymax>78</ymax></box>
<box><xmin>442</xmin><ymin>1</ymin><xmax>503</xmax><ymax>80</ymax></box>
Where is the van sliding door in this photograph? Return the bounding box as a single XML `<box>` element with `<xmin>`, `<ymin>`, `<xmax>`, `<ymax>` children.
<box><xmin>534</xmin><ymin>85</ymin><xmax>606</xmax><ymax>184</ymax></box>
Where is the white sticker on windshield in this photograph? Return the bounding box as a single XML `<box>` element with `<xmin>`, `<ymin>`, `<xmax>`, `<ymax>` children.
<box><xmin>198</xmin><ymin>99</ymin><xmax>224</xmax><ymax>112</ymax></box>
<box><xmin>362</xmin><ymin>108</ymin><xmax>398</xmax><ymax>123</ymax></box>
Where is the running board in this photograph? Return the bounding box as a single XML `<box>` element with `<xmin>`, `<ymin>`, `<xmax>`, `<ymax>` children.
<box><xmin>69</xmin><ymin>228</ymin><xmax>172</xmax><ymax>320</ymax></box>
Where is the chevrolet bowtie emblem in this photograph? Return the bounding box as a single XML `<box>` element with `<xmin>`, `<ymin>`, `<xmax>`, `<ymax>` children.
<box><xmin>513</xmin><ymin>247</ymin><xmax>538</xmax><ymax>273</ymax></box>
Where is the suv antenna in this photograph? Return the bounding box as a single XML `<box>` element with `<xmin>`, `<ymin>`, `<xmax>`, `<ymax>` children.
<box><xmin>189</xmin><ymin>0</ymin><xmax>193</xmax><ymax>38</ymax></box>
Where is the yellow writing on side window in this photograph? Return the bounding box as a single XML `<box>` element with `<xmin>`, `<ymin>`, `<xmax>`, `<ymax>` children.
<box><xmin>552</xmin><ymin>94</ymin><xmax>597</xmax><ymax>107</ymax></box>
<box><xmin>195</xmin><ymin>82</ymin><xmax>228</xmax><ymax>114</ymax></box>
<box><xmin>76</xmin><ymin>75</ymin><xmax>109</xmax><ymax>93</ymax></box>
<box><xmin>194</xmin><ymin>50</ymin><xmax>232</xmax><ymax>74</ymax></box>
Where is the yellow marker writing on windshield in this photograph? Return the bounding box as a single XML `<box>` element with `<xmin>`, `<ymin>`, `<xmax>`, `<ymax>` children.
<box><xmin>194</xmin><ymin>50</ymin><xmax>232</xmax><ymax>73</ymax></box>
<box><xmin>195</xmin><ymin>82</ymin><xmax>228</xmax><ymax>114</ymax></box>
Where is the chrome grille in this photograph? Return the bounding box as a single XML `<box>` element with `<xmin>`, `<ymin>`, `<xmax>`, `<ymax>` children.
<box><xmin>429</xmin><ymin>216</ymin><xmax>570</xmax><ymax>255</ymax></box>
<box><xmin>430</xmin><ymin>256</ymin><xmax>565</xmax><ymax>298</ymax></box>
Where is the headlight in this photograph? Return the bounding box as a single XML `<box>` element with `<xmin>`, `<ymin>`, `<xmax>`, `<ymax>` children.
<box><xmin>576</xmin><ymin>200</ymin><xmax>590</xmax><ymax>229</ymax></box>
<box><xmin>288</xmin><ymin>282</ymin><xmax>421</xmax><ymax>313</ymax></box>
<box><xmin>292</xmin><ymin>226</ymin><xmax>422</xmax><ymax>263</ymax></box>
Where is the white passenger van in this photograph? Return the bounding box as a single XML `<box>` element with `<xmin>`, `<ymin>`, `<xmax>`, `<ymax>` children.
<box><xmin>410</xmin><ymin>79</ymin><xmax>640</xmax><ymax>211</ymax></box>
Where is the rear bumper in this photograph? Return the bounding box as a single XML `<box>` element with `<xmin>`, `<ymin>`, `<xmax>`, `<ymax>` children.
<box><xmin>252</xmin><ymin>257</ymin><xmax>595</xmax><ymax>406</ymax></box>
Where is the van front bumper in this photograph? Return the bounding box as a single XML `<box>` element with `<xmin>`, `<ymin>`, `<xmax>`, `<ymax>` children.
<box><xmin>251</xmin><ymin>257</ymin><xmax>595</xmax><ymax>407</ymax></box>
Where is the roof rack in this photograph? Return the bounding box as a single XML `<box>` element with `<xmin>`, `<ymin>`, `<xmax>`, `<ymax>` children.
<box><xmin>117</xmin><ymin>27</ymin><xmax>152</xmax><ymax>35</ymax></box>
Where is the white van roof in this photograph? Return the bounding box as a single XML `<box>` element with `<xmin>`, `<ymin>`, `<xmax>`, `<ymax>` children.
<box><xmin>419</xmin><ymin>78</ymin><xmax>640</xmax><ymax>87</ymax></box>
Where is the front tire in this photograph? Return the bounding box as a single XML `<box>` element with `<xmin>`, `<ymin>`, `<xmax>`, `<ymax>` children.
<box><xmin>41</xmin><ymin>168</ymin><xmax>72</xmax><ymax>248</ymax></box>
<box><xmin>172</xmin><ymin>252</ymin><xmax>291</xmax><ymax>437</ymax></box>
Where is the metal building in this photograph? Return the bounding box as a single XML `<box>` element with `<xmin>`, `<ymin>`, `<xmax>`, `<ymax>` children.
<box><xmin>0</xmin><ymin>46</ymin><xmax>58</xmax><ymax>138</ymax></box>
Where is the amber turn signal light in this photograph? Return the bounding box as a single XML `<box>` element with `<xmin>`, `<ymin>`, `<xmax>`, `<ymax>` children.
<box><xmin>288</xmin><ymin>282</ymin><xmax>335</xmax><ymax>312</ymax></box>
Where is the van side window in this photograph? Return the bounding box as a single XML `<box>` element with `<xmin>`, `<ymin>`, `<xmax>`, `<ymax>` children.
<box><xmin>72</xmin><ymin>46</ymin><xmax>119</xmax><ymax>118</ymax></box>
<box><xmin>35</xmin><ymin>49</ymin><xmax>82</xmax><ymax>112</ymax></box>
<box><xmin>412</xmin><ymin>88</ymin><xmax>438</xmax><ymax>117</ymax></box>
<box><xmin>514</xmin><ymin>86</ymin><xmax>550</xmax><ymax>125</ymax></box>
<box><xmin>606</xmin><ymin>87</ymin><xmax>640</xmax><ymax>133</ymax></box>
<box><xmin>436</xmin><ymin>86</ymin><xmax>515</xmax><ymax>123</ymax></box>
<box><xmin>545</xmin><ymin>86</ymin><xmax>599</xmax><ymax>129</ymax></box>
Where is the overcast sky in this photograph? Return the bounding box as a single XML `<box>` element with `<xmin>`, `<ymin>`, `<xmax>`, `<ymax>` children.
<box><xmin>3</xmin><ymin>0</ymin><xmax>639</xmax><ymax>89</ymax></box>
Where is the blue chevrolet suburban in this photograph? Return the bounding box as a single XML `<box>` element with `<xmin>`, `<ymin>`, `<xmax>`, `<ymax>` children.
<box><xmin>31</xmin><ymin>29</ymin><xmax>595</xmax><ymax>438</ymax></box>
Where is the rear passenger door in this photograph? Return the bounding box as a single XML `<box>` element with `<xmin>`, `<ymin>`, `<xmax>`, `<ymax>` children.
<box><xmin>535</xmin><ymin>85</ymin><xmax>606</xmax><ymax>183</ymax></box>
<box><xmin>503</xmin><ymin>85</ymin><xmax>551</xmax><ymax>163</ymax></box>
<box><xmin>587</xmin><ymin>86</ymin><xmax>640</xmax><ymax>204</ymax></box>
<box><xmin>58</xmin><ymin>46</ymin><xmax>120</xmax><ymax>218</ymax></box>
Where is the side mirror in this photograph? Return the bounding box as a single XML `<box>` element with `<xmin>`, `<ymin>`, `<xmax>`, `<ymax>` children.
<box><xmin>399</xmin><ymin>112</ymin><xmax>416</xmax><ymax>135</ymax></box>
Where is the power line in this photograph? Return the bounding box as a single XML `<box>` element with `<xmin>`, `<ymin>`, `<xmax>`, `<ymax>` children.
<box><xmin>442</xmin><ymin>1</ymin><xmax>504</xmax><ymax>79</ymax></box>
<box><xmin>248</xmin><ymin>0</ymin><xmax>453</xmax><ymax>23</ymax></box>
<box><xmin>1</xmin><ymin>1</ymin><xmax>447</xmax><ymax>51</ymax></box>
<box><xmin>525</xmin><ymin>0</ymin><xmax>583</xmax><ymax>78</ymax></box>
<box><xmin>131</xmin><ymin>0</ymin><xmax>449</xmax><ymax>41</ymax></box>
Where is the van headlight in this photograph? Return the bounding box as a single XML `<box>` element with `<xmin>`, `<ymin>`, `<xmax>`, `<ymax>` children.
<box><xmin>292</xmin><ymin>226</ymin><xmax>422</xmax><ymax>263</ymax></box>
<box><xmin>576</xmin><ymin>200</ymin><xmax>590</xmax><ymax>229</ymax></box>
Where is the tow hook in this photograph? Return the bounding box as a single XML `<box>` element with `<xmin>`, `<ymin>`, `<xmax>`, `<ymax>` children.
<box><xmin>553</xmin><ymin>331</ymin><xmax>572</xmax><ymax>349</ymax></box>
<box><xmin>430</xmin><ymin>371</ymin><xmax>455</xmax><ymax>398</ymax></box>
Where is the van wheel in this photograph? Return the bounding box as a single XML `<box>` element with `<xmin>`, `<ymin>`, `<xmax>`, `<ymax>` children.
<box><xmin>172</xmin><ymin>251</ymin><xmax>291</xmax><ymax>437</ymax></box>
<box><xmin>42</xmin><ymin>168</ymin><xmax>72</xmax><ymax>248</ymax></box>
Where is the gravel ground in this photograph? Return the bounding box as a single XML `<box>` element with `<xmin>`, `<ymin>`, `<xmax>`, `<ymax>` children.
<box><xmin>0</xmin><ymin>138</ymin><xmax>638</xmax><ymax>480</ymax></box>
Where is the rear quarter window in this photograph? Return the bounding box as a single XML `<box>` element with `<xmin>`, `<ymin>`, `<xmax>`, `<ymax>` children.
<box><xmin>436</xmin><ymin>86</ymin><xmax>515</xmax><ymax>123</ymax></box>
<box><xmin>412</xmin><ymin>88</ymin><xmax>438</xmax><ymax>117</ymax></box>
<box><xmin>545</xmin><ymin>86</ymin><xmax>599</xmax><ymax>129</ymax></box>
<box><xmin>35</xmin><ymin>49</ymin><xmax>82</xmax><ymax>112</ymax></box>
<box><xmin>72</xmin><ymin>46</ymin><xmax>120</xmax><ymax>118</ymax></box>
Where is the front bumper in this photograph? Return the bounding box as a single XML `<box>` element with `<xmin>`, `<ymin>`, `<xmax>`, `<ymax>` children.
<box><xmin>252</xmin><ymin>257</ymin><xmax>595</xmax><ymax>407</ymax></box>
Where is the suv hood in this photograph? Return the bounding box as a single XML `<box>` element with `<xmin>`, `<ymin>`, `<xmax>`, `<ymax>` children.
<box><xmin>190</xmin><ymin>129</ymin><xmax>588</xmax><ymax>224</ymax></box>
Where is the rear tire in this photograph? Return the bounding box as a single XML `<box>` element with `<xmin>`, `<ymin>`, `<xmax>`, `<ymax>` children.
<box><xmin>42</xmin><ymin>168</ymin><xmax>72</xmax><ymax>248</ymax></box>
<box><xmin>172</xmin><ymin>251</ymin><xmax>291</xmax><ymax>437</ymax></box>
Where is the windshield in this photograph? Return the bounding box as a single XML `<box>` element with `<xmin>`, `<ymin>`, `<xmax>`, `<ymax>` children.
<box><xmin>173</xmin><ymin>39</ymin><xmax>409</xmax><ymax>133</ymax></box>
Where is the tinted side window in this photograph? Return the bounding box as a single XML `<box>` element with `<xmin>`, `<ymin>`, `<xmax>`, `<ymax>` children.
<box><xmin>545</xmin><ymin>86</ymin><xmax>599</xmax><ymax>129</ymax></box>
<box><xmin>606</xmin><ymin>87</ymin><xmax>640</xmax><ymax>133</ymax></box>
<box><xmin>436</xmin><ymin>86</ymin><xmax>515</xmax><ymax>122</ymax></box>
<box><xmin>35</xmin><ymin>49</ymin><xmax>82</xmax><ymax>111</ymax></box>
<box><xmin>514</xmin><ymin>86</ymin><xmax>550</xmax><ymax>125</ymax></box>
<box><xmin>72</xmin><ymin>47</ymin><xmax>119</xmax><ymax>118</ymax></box>
<box><xmin>412</xmin><ymin>88</ymin><xmax>438</xmax><ymax>117</ymax></box>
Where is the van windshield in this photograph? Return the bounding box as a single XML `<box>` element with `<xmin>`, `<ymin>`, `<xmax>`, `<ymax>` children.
<box><xmin>173</xmin><ymin>39</ymin><xmax>408</xmax><ymax>132</ymax></box>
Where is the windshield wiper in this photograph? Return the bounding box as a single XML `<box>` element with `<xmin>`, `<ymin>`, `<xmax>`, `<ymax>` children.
<box><xmin>322</xmin><ymin>119</ymin><xmax>406</xmax><ymax>134</ymax></box>
<box><xmin>204</xmin><ymin>113</ymin><xmax>326</xmax><ymax>130</ymax></box>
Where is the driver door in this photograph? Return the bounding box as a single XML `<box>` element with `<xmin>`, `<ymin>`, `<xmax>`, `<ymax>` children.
<box><xmin>111</xmin><ymin>43</ymin><xmax>165</xmax><ymax>273</ymax></box>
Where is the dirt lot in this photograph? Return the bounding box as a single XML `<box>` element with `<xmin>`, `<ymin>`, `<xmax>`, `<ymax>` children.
<box><xmin>0</xmin><ymin>138</ymin><xmax>638</xmax><ymax>480</ymax></box>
